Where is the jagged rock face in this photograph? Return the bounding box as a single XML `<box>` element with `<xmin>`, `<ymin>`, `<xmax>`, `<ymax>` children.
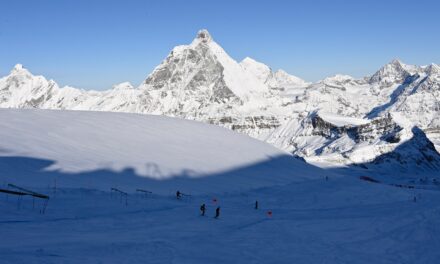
<box><xmin>141</xmin><ymin>37</ymin><xmax>241</xmax><ymax>115</ymax></box>
<box><xmin>267</xmin><ymin>112</ymin><xmax>415</xmax><ymax>165</ymax></box>
<box><xmin>206</xmin><ymin>115</ymin><xmax>283</xmax><ymax>139</ymax></box>
<box><xmin>310</xmin><ymin>114</ymin><xmax>401</xmax><ymax>143</ymax></box>
<box><xmin>354</xmin><ymin>116</ymin><xmax>402</xmax><ymax>143</ymax></box>
<box><xmin>311</xmin><ymin>114</ymin><xmax>347</xmax><ymax>138</ymax></box>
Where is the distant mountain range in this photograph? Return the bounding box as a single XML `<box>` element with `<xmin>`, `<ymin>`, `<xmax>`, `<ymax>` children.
<box><xmin>1</xmin><ymin>29</ymin><xmax>439</xmax><ymax>172</ymax></box>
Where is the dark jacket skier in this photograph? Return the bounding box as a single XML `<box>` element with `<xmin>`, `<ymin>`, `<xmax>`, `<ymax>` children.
<box><xmin>200</xmin><ymin>203</ymin><xmax>206</xmax><ymax>216</ymax></box>
<box><xmin>176</xmin><ymin>190</ymin><xmax>181</xmax><ymax>200</ymax></box>
<box><xmin>255</xmin><ymin>200</ymin><xmax>259</xmax><ymax>210</ymax></box>
<box><xmin>215</xmin><ymin>207</ymin><xmax>220</xmax><ymax>218</ymax></box>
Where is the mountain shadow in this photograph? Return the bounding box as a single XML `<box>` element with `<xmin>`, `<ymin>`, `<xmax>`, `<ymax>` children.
<box><xmin>1</xmin><ymin>127</ymin><xmax>438</xmax><ymax>196</ymax></box>
<box><xmin>0</xmin><ymin>154</ymin><xmax>328</xmax><ymax>196</ymax></box>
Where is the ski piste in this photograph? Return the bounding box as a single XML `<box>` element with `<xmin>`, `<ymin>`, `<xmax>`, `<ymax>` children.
<box><xmin>1</xmin><ymin>109</ymin><xmax>439</xmax><ymax>263</ymax></box>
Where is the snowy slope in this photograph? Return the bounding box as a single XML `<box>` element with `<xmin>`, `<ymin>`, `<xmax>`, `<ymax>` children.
<box><xmin>0</xmin><ymin>109</ymin><xmax>321</xmax><ymax>194</ymax></box>
<box><xmin>239</xmin><ymin>57</ymin><xmax>309</xmax><ymax>91</ymax></box>
<box><xmin>3</xmin><ymin>172</ymin><xmax>440</xmax><ymax>264</ymax></box>
<box><xmin>240</xmin><ymin>57</ymin><xmax>310</xmax><ymax>99</ymax></box>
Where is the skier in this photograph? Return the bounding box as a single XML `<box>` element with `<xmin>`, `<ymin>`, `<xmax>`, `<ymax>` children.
<box><xmin>255</xmin><ymin>200</ymin><xmax>259</xmax><ymax>210</ymax></box>
<box><xmin>215</xmin><ymin>206</ymin><xmax>220</xmax><ymax>218</ymax></box>
<box><xmin>200</xmin><ymin>203</ymin><xmax>206</xmax><ymax>216</ymax></box>
<box><xmin>176</xmin><ymin>190</ymin><xmax>181</xmax><ymax>200</ymax></box>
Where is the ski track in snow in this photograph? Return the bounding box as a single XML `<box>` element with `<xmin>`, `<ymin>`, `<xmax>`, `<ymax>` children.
<box><xmin>1</xmin><ymin>177</ymin><xmax>440</xmax><ymax>263</ymax></box>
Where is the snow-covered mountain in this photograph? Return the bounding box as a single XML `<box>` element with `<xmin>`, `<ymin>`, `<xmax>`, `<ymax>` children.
<box><xmin>0</xmin><ymin>64</ymin><xmax>149</xmax><ymax>113</ymax></box>
<box><xmin>267</xmin><ymin>111</ymin><xmax>440</xmax><ymax>173</ymax></box>
<box><xmin>0</xmin><ymin>29</ymin><xmax>439</xmax><ymax>171</ymax></box>
<box><xmin>136</xmin><ymin>29</ymin><xmax>299</xmax><ymax>139</ymax></box>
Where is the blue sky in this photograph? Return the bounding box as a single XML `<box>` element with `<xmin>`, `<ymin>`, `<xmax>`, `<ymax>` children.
<box><xmin>0</xmin><ymin>0</ymin><xmax>439</xmax><ymax>90</ymax></box>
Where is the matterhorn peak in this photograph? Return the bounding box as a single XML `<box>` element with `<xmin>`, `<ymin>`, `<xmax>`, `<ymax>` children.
<box><xmin>13</xmin><ymin>64</ymin><xmax>23</xmax><ymax>71</ymax></box>
<box><xmin>195</xmin><ymin>29</ymin><xmax>212</xmax><ymax>43</ymax></box>
<box><xmin>11</xmin><ymin>64</ymin><xmax>25</xmax><ymax>73</ymax></box>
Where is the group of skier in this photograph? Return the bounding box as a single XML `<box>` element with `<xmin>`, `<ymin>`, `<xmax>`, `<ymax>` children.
<box><xmin>176</xmin><ymin>190</ymin><xmax>260</xmax><ymax>219</ymax></box>
<box><xmin>199</xmin><ymin>203</ymin><xmax>220</xmax><ymax>218</ymax></box>
<box><xmin>199</xmin><ymin>200</ymin><xmax>259</xmax><ymax>219</ymax></box>
<box><xmin>176</xmin><ymin>191</ymin><xmax>259</xmax><ymax>219</ymax></box>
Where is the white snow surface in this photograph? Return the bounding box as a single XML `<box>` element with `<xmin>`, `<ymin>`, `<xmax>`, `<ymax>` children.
<box><xmin>0</xmin><ymin>109</ymin><xmax>320</xmax><ymax>193</ymax></box>
<box><xmin>1</xmin><ymin>110</ymin><xmax>440</xmax><ymax>263</ymax></box>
